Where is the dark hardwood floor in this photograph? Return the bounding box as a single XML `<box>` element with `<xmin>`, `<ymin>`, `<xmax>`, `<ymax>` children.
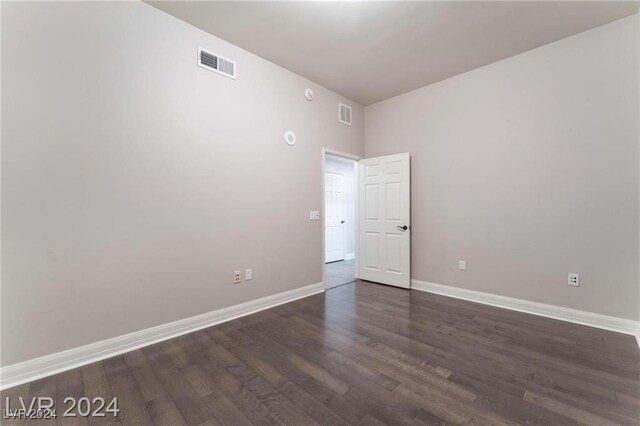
<box><xmin>2</xmin><ymin>280</ymin><xmax>639</xmax><ymax>425</ymax></box>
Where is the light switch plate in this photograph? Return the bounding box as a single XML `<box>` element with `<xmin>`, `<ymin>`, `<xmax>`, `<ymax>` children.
<box><xmin>245</xmin><ymin>269</ymin><xmax>252</xmax><ymax>281</ymax></box>
<box><xmin>309</xmin><ymin>211</ymin><xmax>320</xmax><ymax>220</ymax></box>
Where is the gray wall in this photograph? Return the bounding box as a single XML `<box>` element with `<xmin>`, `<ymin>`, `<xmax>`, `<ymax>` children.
<box><xmin>1</xmin><ymin>1</ymin><xmax>363</xmax><ymax>366</ymax></box>
<box><xmin>365</xmin><ymin>16</ymin><xmax>639</xmax><ymax>320</ymax></box>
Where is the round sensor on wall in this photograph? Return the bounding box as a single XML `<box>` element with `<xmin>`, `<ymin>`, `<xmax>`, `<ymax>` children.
<box><xmin>304</xmin><ymin>89</ymin><xmax>314</xmax><ymax>101</ymax></box>
<box><xmin>284</xmin><ymin>130</ymin><xmax>296</xmax><ymax>146</ymax></box>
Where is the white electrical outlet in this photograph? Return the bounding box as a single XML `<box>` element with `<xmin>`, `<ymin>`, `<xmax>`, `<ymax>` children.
<box><xmin>233</xmin><ymin>270</ymin><xmax>241</xmax><ymax>284</ymax></box>
<box><xmin>245</xmin><ymin>269</ymin><xmax>252</xmax><ymax>281</ymax></box>
<box><xmin>458</xmin><ymin>260</ymin><xmax>466</xmax><ymax>271</ymax></box>
<box><xmin>568</xmin><ymin>273</ymin><xmax>579</xmax><ymax>287</ymax></box>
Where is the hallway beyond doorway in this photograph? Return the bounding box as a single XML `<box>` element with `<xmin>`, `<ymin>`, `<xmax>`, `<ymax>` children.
<box><xmin>325</xmin><ymin>259</ymin><xmax>355</xmax><ymax>289</ymax></box>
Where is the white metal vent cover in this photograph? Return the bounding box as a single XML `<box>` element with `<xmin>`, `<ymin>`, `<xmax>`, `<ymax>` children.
<box><xmin>338</xmin><ymin>103</ymin><xmax>352</xmax><ymax>125</ymax></box>
<box><xmin>198</xmin><ymin>46</ymin><xmax>236</xmax><ymax>79</ymax></box>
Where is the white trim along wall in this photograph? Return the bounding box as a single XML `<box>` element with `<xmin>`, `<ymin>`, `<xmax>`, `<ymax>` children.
<box><xmin>0</xmin><ymin>283</ymin><xmax>324</xmax><ymax>390</ymax></box>
<box><xmin>412</xmin><ymin>280</ymin><xmax>640</xmax><ymax>347</ymax></box>
<box><xmin>3</xmin><ymin>277</ymin><xmax>639</xmax><ymax>391</ymax></box>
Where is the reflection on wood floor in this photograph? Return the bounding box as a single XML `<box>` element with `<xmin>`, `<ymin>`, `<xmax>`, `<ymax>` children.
<box><xmin>325</xmin><ymin>259</ymin><xmax>355</xmax><ymax>289</ymax></box>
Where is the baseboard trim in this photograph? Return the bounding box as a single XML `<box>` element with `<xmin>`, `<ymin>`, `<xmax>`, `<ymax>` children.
<box><xmin>0</xmin><ymin>282</ymin><xmax>324</xmax><ymax>390</ymax></box>
<box><xmin>411</xmin><ymin>280</ymin><xmax>640</xmax><ymax>341</ymax></box>
<box><xmin>344</xmin><ymin>253</ymin><xmax>355</xmax><ymax>260</ymax></box>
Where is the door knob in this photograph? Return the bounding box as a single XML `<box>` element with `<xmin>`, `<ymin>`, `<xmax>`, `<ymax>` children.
<box><xmin>397</xmin><ymin>225</ymin><xmax>408</xmax><ymax>231</ymax></box>
<box><xmin>341</xmin><ymin>220</ymin><xmax>345</xmax><ymax>224</ymax></box>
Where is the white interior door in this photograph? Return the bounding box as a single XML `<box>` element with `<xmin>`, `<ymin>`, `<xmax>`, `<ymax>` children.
<box><xmin>358</xmin><ymin>153</ymin><xmax>411</xmax><ymax>288</ymax></box>
<box><xmin>325</xmin><ymin>171</ymin><xmax>346</xmax><ymax>263</ymax></box>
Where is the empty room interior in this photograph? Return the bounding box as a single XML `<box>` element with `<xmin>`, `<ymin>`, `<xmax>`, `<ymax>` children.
<box><xmin>1</xmin><ymin>1</ymin><xmax>640</xmax><ymax>424</ymax></box>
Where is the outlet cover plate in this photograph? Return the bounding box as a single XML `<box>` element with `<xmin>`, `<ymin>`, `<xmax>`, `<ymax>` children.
<box><xmin>568</xmin><ymin>273</ymin><xmax>579</xmax><ymax>287</ymax></box>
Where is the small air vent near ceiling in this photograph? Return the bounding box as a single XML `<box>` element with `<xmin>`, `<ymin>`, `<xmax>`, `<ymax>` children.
<box><xmin>198</xmin><ymin>46</ymin><xmax>236</xmax><ymax>79</ymax></box>
<box><xmin>339</xmin><ymin>103</ymin><xmax>352</xmax><ymax>125</ymax></box>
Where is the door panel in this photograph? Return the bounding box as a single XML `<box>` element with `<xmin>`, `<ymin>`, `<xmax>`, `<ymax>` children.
<box><xmin>386</xmin><ymin>234</ymin><xmax>402</xmax><ymax>273</ymax></box>
<box><xmin>358</xmin><ymin>153</ymin><xmax>410</xmax><ymax>288</ymax></box>
<box><xmin>365</xmin><ymin>184</ymin><xmax>380</xmax><ymax>219</ymax></box>
<box><xmin>364</xmin><ymin>232</ymin><xmax>380</xmax><ymax>270</ymax></box>
<box><xmin>386</xmin><ymin>182</ymin><xmax>401</xmax><ymax>220</ymax></box>
<box><xmin>325</xmin><ymin>171</ymin><xmax>346</xmax><ymax>263</ymax></box>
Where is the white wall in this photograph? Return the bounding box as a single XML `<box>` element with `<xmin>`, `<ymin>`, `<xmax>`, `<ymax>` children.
<box><xmin>1</xmin><ymin>1</ymin><xmax>363</xmax><ymax>366</ymax></box>
<box><xmin>365</xmin><ymin>16</ymin><xmax>639</xmax><ymax>320</ymax></box>
<box><xmin>325</xmin><ymin>154</ymin><xmax>357</xmax><ymax>259</ymax></box>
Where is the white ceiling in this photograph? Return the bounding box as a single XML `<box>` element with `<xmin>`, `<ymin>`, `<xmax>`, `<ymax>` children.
<box><xmin>148</xmin><ymin>1</ymin><xmax>638</xmax><ymax>106</ymax></box>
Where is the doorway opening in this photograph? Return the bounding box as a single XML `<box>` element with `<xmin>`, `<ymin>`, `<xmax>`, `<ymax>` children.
<box><xmin>323</xmin><ymin>151</ymin><xmax>358</xmax><ymax>289</ymax></box>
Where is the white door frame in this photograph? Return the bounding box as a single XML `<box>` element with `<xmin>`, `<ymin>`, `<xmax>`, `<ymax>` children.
<box><xmin>322</xmin><ymin>148</ymin><xmax>361</xmax><ymax>289</ymax></box>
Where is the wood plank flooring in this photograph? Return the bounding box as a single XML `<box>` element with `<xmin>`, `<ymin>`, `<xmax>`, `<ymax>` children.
<box><xmin>2</xmin><ymin>280</ymin><xmax>639</xmax><ymax>425</ymax></box>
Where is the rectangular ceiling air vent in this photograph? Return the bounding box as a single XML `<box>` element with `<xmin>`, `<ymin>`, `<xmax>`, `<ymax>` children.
<box><xmin>339</xmin><ymin>103</ymin><xmax>352</xmax><ymax>125</ymax></box>
<box><xmin>198</xmin><ymin>46</ymin><xmax>236</xmax><ymax>79</ymax></box>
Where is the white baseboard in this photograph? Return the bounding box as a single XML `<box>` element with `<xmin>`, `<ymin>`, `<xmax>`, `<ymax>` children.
<box><xmin>412</xmin><ymin>280</ymin><xmax>640</xmax><ymax>341</ymax></box>
<box><xmin>344</xmin><ymin>253</ymin><xmax>355</xmax><ymax>260</ymax></box>
<box><xmin>0</xmin><ymin>282</ymin><xmax>324</xmax><ymax>390</ymax></box>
